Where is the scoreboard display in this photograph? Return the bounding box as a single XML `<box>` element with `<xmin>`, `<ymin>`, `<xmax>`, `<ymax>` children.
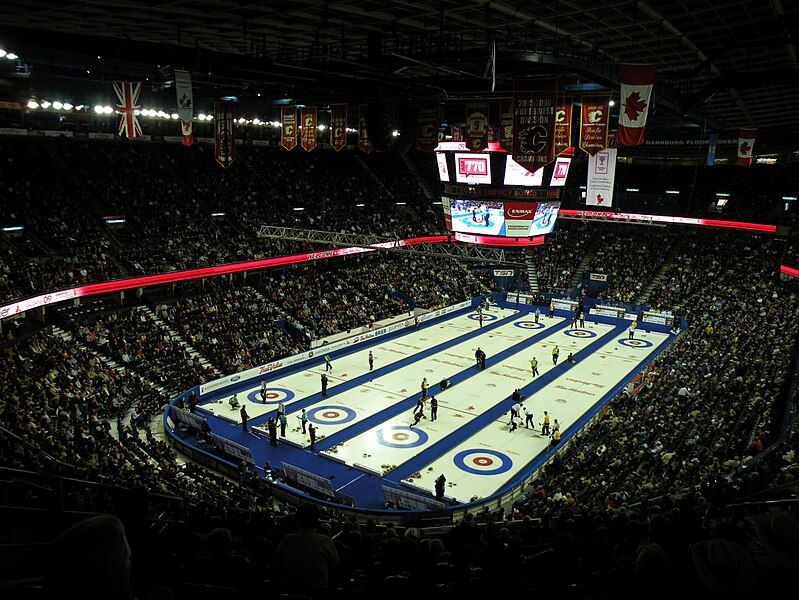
<box><xmin>436</xmin><ymin>142</ymin><xmax>570</xmax><ymax>240</ymax></box>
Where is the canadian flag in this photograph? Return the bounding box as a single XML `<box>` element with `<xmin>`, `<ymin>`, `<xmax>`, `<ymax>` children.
<box><xmin>736</xmin><ymin>128</ymin><xmax>756</xmax><ymax>166</ymax></box>
<box><xmin>617</xmin><ymin>64</ymin><xmax>656</xmax><ymax>147</ymax></box>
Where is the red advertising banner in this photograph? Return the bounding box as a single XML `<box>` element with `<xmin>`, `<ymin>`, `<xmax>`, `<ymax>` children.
<box><xmin>513</xmin><ymin>78</ymin><xmax>557</xmax><ymax>173</ymax></box>
<box><xmin>300</xmin><ymin>107</ymin><xmax>317</xmax><ymax>151</ymax></box>
<box><xmin>417</xmin><ymin>98</ymin><xmax>439</xmax><ymax>152</ymax></box>
<box><xmin>330</xmin><ymin>104</ymin><xmax>347</xmax><ymax>151</ymax></box>
<box><xmin>465</xmin><ymin>101</ymin><xmax>489</xmax><ymax>151</ymax></box>
<box><xmin>554</xmin><ymin>95</ymin><xmax>573</xmax><ymax>156</ymax></box>
<box><xmin>358</xmin><ymin>104</ymin><xmax>372</xmax><ymax>153</ymax></box>
<box><xmin>499</xmin><ymin>99</ymin><xmax>513</xmax><ymax>150</ymax></box>
<box><xmin>214</xmin><ymin>101</ymin><xmax>234</xmax><ymax>168</ymax></box>
<box><xmin>281</xmin><ymin>106</ymin><xmax>297</xmax><ymax>151</ymax></box>
<box><xmin>452</xmin><ymin>123</ymin><xmax>464</xmax><ymax>142</ymax></box>
<box><xmin>579</xmin><ymin>94</ymin><xmax>610</xmax><ymax>156</ymax></box>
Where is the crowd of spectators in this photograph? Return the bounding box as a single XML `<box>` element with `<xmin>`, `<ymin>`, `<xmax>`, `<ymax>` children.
<box><xmin>533</xmin><ymin>220</ymin><xmax>592</xmax><ymax>290</ymax></box>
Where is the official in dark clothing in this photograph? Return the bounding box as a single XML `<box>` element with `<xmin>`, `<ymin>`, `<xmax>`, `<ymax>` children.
<box><xmin>267</xmin><ymin>417</ymin><xmax>278</xmax><ymax>447</ymax></box>
<box><xmin>321</xmin><ymin>373</ymin><xmax>329</xmax><ymax>397</ymax></box>
<box><xmin>240</xmin><ymin>405</ymin><xmax>249</xmax><ymax>432</ymax></box>
<box><xmin>308</xmin><ymin>424</ymin><xmax>317</xmax><ymax>451</ymax></box>
<box><xmin>475</xmin><ymin>347</ymin><xmax>482</xmax><ymax>369</ymax></box>
<box><xmin>435</xmin><ymin>474</ymin><xmax>446</xmax><ymax>501</ymax></box>
<box><xmin>430</xmin><ymin>396</ymin><xmax>438</xmax><ymax>421</ymax></box>
<box><xmin>188</xmin><ymin>391</ymin><xmax>198</xmax><ymax>414</ymax></box>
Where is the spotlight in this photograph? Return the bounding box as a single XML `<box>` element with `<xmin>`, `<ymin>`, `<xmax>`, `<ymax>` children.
<box><xmin>608</xmin><ymin>99</ymin><xmax>616</xmax><ymax>107</ymax></box>
<box><xmin>27</xmin><ymin>100</ymin><xmax>39</xmax><ymax>109</ymax></box>
<box><xmin>40</xmin><ymin>100</ymin><xmax>51</xmax><ymax>109</ymax></box>
<box><xmin>7</xmin><ymin>53</ymin><xmax>18</xmax><ymax>60</ymax></box>
<box><xmin>63</xmin><ymin>103</ymin><xmax>73</xmax><ymax>110</ymax></box>
<box><xmin>317</xmin><ymin>124</ymin><xmax>326</xmax><ymax>131</ymax></box>
<box><xmin>0</xmin><ymin>50</ymin><xmax>5</xmax><ymax>57</ymax></box>
<box><xmin>102</xmin><ymin>106</ymin><xmax>113</xmax><ymax>114</ymax></box>
<box><xmin>52</xmin><ymin>101</ymin><xmax>63</xmax><ymax>110</ymax></box>
<box><xmin>170</xmin><ymin>113</ymin><xmax>179</xmax><ymax>120</ymax></box>
<box><xmin>391</xmin><ymin>130</ymin><xmax>400</xmax><ymax>137</ymax></box>
<box><xmin>197</xmin><ymin>113</ymin><xmax>207</xmax><ymax>120</ymax></box>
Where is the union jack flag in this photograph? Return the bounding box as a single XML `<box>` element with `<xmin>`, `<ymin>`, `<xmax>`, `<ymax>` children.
<box><xmin>113</xmin><ymin>81</ymin><xmax>142</xmax><ymax>138</ymax></box>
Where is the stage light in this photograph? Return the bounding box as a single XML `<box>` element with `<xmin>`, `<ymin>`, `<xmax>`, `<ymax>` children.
<box><xmin>292</xmin><ymin>207</ymin><xmax>305</xmax><ymax>211</ymax></box>
<box><xmin>74</xmin><ymin>105</ymin><xmax>84</xmax><ymax>111</ymax></box>
<box><xmin>253</xmin><ymin>118</ymin><xmax>261</xmax><ymax>125</ymax></box>
<box><xmin>395</xmin><ymin>201</ymin><xmax>406</xmax><ymax>205</ymax></box>
<box><xmin>52</xmin><ymin>101</ymin><xmax>63</xmax><ymax>110</ymax></box>
<box><xmin>102</xmin><ymin>106</ymin><xmax>113</xmax><ymax>114</ymax></box>
<box><xmin>355</xmin><ymin>203</ymin><xmax>365</xmax><ymax>207</ymax></box>
<box><xmin>27</xmin><ymin>100</ymin><xmax>39</xmax><ymax>109</ymax></box>
<box><xmin>626</xmin><ymin>188</ymin><xmax>639</xmax><ymax>192</ymax></box>
<box><xmin>608</xmin><ymin>99</ymin><xmax>616</xmax><ymax>107</ymax></box>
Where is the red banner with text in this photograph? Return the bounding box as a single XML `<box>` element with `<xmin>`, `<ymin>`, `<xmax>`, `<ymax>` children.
<box><xmin>330</xmin><ymin>104</ymin><xmax>347</xmax><ymax>151</ymax></box>
<box><xmin>513</xmin><ymin>79</ymin><xmax>557</xmax><ymax>173</ymax></box>
<box><xmin>300</xmin><ymin>107</ymin><xmax>317</xmax><ymax>151</ymax></box>
<box><xmin>281</xmin><ymin>106</ymin><xmax>297</xmax><ymax>151</ymax></box>
<box><xmin>214</xmin><ymin>101</ymin><xmax>234</xmax><ymax>168</ymax></box>
<box><xmin>465</xmin><ymin>101</ymin><xmax>489</xmax><ymax>151</ymax></box>
<box><xmin>553</xmin><ymin>95</ymin><xmax>573</xmax><ymax>156</ymax></box>
<box><xmin>417</xmin><ymin>98</ymin><xmax>439</xmax><ymax>152</ymax></box>
<box><xmin>358</xmin><ymin>104</ymin><xmax>372</xmax><ymax>153</ymax></box>
<box><xmin>579</xmin><ymin>94</ymin><xmax>610</xmax><ymax>156</ymax></box>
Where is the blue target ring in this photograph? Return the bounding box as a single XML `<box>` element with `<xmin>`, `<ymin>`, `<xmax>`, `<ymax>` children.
<box><xmin>246</xmin><ymin>387</ymin><xmax>295</xmax><ymax>404</ymax></box>
<box><xmin>453</xmin><ymin>449</ymin><xmax>513</xmax><ymax>475</ymax></box>
<box><xmin>565</xmin><ymin>329</ymin><xmax>597</xmax><ymax>338</ymax></box>
<box><xmin>468</xmin><ymin>313</ymin><xmax>498</xmax><ymax>321</ymax></box>
<box><xmin>376</xmin><ymin>425</ymin><xmax>429</xmax><ymax>448</ymax></box>
<box><xmin>618</xmin><ymin>338</ymin><xmax>653</xmax><ymax>348</ymax></box>
<box><xmin>306</xmin><ymin>405</ymin><xmax>357</xmax><ymax>425</ymax></box>
<box><xmin>514</xmin><ymin>321</ymin><xmax>545</xmax><ymax>330</ymax></box>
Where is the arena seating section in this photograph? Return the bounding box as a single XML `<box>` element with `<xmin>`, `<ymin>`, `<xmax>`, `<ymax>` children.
<box><xmin>1</xmin><ymin>137</ymin><xmax>798</xmax><ymax>599</ymax></box>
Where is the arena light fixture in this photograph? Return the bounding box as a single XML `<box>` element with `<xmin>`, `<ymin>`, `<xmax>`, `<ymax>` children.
<box><xmin>396</xmin><ymin>201</ymin><xmax>407</xmax><ymax>205</ymax></box>
<box><xmin>7</xmin><ymin>53</ymin><xmax>18</xmax><ymax>60</ymax></box>
<box><xmin>74</xmin><ymin>105</ymin><xmax>84</xmax><ymax>111</ymax></box>
<box><xmin>52</xmin><ymin>101</ymin><xmax>63</xmax><ymax>110</ymax></box>
<box><xmin>197</xmin><ymin>113</ymin><xmax>207</xmax><ymax>120</ymax></box>
<box><xmin>63</xmin><ymin>103</ymin><xmax>73</xmax><ymax>110</ymax></box>
<box><xmin>0</xmin><ymin>49</ymin><xmax>6</xmax><ymax>58</ymax></box>
<box><xmin>1</xmin><ymin>225</ymin><xmax>24</xmax><ymax>232</ymax></box>
<box><xmin>292</xmin><ymin>207</ymin><xmax>305</xmax><ymax>211</ymax></box>
<box><xmin>355</xmin><ymin>203</ymin><xmax>365</xmax><ymax>207</ymax></box>
<box><xmin>27</xmin><ymin>100</ymin><xmax>39</xmax><ymax>109</ymax></box>
<box><xmin>782</xmin><ymin>195</ymin><xmax>797</xmax><ymax>201</ymax></box>
<box><xmin>392</xmin><ymin>130</ymin><xmax>400</xmax><ymax>137</ymax></box>
<box><xmin>317</xmin><ymin>124</ymin><xmax>326</xmax><ymax>131</ymax></box>
<box><xmin>666</xmin><ymin>190</ymin><xmax>680</xmax><ymax>194</ymax></box>
<box><xmin>170</xmin><ymin>113</ymin><xmax>179</xmax><ymax>120</ymax></box>
<box><xmin>716</xmin><ymin>192</ymin><xmax>730</xmax><ymax>197</ymax></box>
<box><xmin>40</xmin><ymin>100</ymin><xmax>51</xmax><ymax>109</ymax></box>
<box><xmin>626</xmin><ymin>188</ymin><xmax>639</xmax><ymax>192</ymax></box>
<box><xmin>210</xmin><ymin>212</ymin><xmax>225</xmax><ymax>217</ymax></box>
<box><xmin>346</xmin><ymin>127</ymin><xmax>357</xmax><ymax>133</ymax></box>
<box><xmin>608</xmin><ymin>99</ymin><xmax>616</xmax><ymax>106</ymax></box>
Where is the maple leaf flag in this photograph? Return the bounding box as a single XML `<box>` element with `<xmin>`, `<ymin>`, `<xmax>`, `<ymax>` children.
<box><xmin>736</xmin><ymin>128</ymin><xmax>756</xmax><ymax>166</ymax></box>
<box><xmin>617</xmin><ymin>64</ymin><xmax>655</xmax><ymax>147</ymax></box>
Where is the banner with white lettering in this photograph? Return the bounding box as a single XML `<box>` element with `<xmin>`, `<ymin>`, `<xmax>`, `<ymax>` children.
<box><xmin>499</xmin><ymin>99</ymin><xmax>513</xmax><ymax>150</ymax></box>
<box><xmin>300</xmin><ymin>107</ymin><xmax>317</xmax><ymax>151</ymax></box>
<box><xmin>214</xmin><ymin>101</ymin><xmax>234</xmax><ymax>168</ymax></box>
<box><xmin>513</xmin><ymin>78</ymin><xmax>557</xmax><ymax>174</ymax></box>
<box><xmin>553</xmin><ymin>95</ymin><xmax>573</xmax><ymax>156</ymax></box>
<box><xmin>330</xmin><ymin>104</ymin><xmax>347</xmax><ymax>151</ymax></box>
<box><xmin>465</xmin><ymin>101</ymin><xmax>489</xmax><ymax>151</ymax></box>
<box><xmin>417</xmin><ymin>98</ymin><xmax>439</xmax><ymax>152</ymax></box>
<box><xmin>586</xmin><ymin>148</ymin><xmax>617</xmax><ymax>206</ymax></box>
<box><xmin>281</xmin><ymin>106</ymin><xmax>297</xmax><ymax>151</ymax></box>
<box><xmin>358</xmin><ymin>104</ymin><xmax>372</xmax><ymax>153</ymax></box>
<box><xmin>579</xmin><ymin>95</ymin><xmax>610</xmax><ymax>156</ymax></box>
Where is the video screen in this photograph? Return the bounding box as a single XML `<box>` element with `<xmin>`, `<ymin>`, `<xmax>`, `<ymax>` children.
<box><xmin>504</xmin><ymin>155</ymin><xmax>544</xmax><ymax>187</ymax></box>
<box><xmin>528</xmin><ymin>202</ymin><xmax>560</xmax><ymax>235</ymax></box>
<box><xmin>549</xmin><ymin>157</ymin><xmax>571</xmax><ymax>187</ymax></box>
<box><xmin>454</xmin><ymin>152</ymin><xmax>493</xmax><ymax>185</ymax></box>
<box><xmin>449</xmin><ymin>199</ymin><xmax>505</xmax><ymax>236</ymax></box>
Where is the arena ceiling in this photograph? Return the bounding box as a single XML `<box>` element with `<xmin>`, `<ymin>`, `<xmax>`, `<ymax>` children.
<box><xmin>1</xmin><ymin>0</ymin><xmax>798</xmax><ymax>146</ymax></box>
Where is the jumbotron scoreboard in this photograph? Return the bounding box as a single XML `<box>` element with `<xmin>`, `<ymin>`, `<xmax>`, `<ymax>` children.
<box><xmin>436</xmin><ymin>141</ymin><xmax>570</xmax><ymax>243</ymax></box>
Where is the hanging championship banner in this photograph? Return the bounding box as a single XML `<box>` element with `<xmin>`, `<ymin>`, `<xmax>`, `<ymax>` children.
<box><xmin>113</xmin><ymin>81</ymin><xmax>142</xmax><ymax>139</ymax></box>
<box><xmin>554</xmin><ymin>95</ymin><xmax>573</xmax><ymax>156</ymax></box>
<box><xmin>465</xmin><ymin>101</ymin><xmax>489</xmax><ymax>151</ymax></box>
<box><xmin>586</xmin><ymin>148</ymin><xmax>617</xmax><ymax>206</ymax></box>
<box><xmin>579</xmin><ymin>95</ymin><xmax>610</xmax><ymax>156</ymax></box>
<box><xmin>214</xmin><ymin>101</ymin><xmax>234</xmax><ymax>168</ymax></box>
<box><xmin>452</xmin><ymin>123</ymin><xmax>464</xmax><ymax>142</ymax></box>
<box><xmin>174</xmin><ymin>70</ymin><xmax>194</xmax><ymax>146</ymax></box>
<box><xmin>281</xmin><ymin>106</ymin><xmax>297</xmax><ymax>151</ymax></box>
<box><xmin>513</xmin><ymin>78</ymin><xmax>557</xmax><ymax>173</ymax></box>
<box><xmin>358</xmin><ymin>104</ymin><xmax>372</xmax><ymax>153</ymax></box>
<box><xmin>417</xmin><ymin>98</ymin><xmax>439</xmax><ymax>152</ymax></box>
<box><xmin>736</xmin><ymin>129</ymin><xmax>756</xmax><ymax>166</ymax></box>
<box><xmin>499</xmin><ymin>99</ymin><xmax>513</xmax><ymax>149</ymax></box>
<box><xmin>300</xmin><ymin>107</ymin><xmax>317</xmax><ymax>151</ymax></box>
<box><xmin>618</xmin><ymin>64</ymin><xmax>656</xmax><ymax>146</ymax></box>
<box><xmin>330</xmin><ymin>104</ymin><xmax>347</xmax><ymax>151</ymax></box>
